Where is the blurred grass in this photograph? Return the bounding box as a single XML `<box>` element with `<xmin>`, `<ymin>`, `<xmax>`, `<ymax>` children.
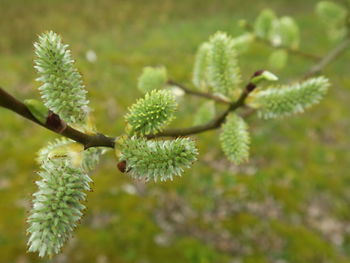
<box><xmin>0</xmin><ymin>0</ymin><xmax>350</xmax><ymax>262</ymax></box>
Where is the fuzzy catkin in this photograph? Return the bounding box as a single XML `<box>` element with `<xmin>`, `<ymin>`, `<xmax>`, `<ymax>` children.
<box><xmin>34</xmin><ymin>31</ymin><xmax>89</xmax><ymax>125</ymax></box>
<box><xmin>137</xmin><ymin>66</ymin><xmax>167</xmax><ymax>93</ymax></box>
<box><xmin>119</xmin><ymin>137</ymin><xmax>198</xmax><ymax>182</ymax></box>
<box><xmin>207</xmin><ymin>32</ymin><xmax>241</xmax><ymax>99</ymax></box>
<box><xmin>251</xmin><ymin>77</ymin><xmax>330</xmax><ymax>119</ymax></box>
<box><xmin>28</xmin><ymin>139</ymin><xmax>101</xmax><ymax>257</ymax></box>
<box><xmin>220</xmin><ymin>114</ymin><xmax>250</xmax><ymax>165</ymax></box>
<box><xmin>27</xmin><ymin>157</ymin><xmax>92</xmax><ymax>257</ymax></box>
<box><xmin>125</xmin><ymin>90</ymin><xmax>177</xmax><ymax>135</ymax></box>
<box><xmin>192</xmin><ymin>42</ymin><xmax>211</xmax><ymax>91</ymax></box>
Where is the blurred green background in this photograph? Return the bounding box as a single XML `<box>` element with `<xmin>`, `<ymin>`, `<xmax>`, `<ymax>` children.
<box><xmin>0</xmin><ymin>0</ymin><xmax>349</xmax><ymax>262</ymax></box>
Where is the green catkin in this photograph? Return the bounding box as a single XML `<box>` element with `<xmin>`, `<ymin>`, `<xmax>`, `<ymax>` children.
<box><xmin>192</xmin><ymin>42</ymin><xmax>211</xmax><ymax>90</ymax></box>
<box><xmin>125</xmin><ymin>90</ymin><xmax>177</xmax><ymax>135</ymax></box>
<box><xmin>34</xmin><ymin>31</ymin><xmax>89</xmax><ymax>125</ymax></box>
<box><xmin>251</xmin><ymin>77</ymin><xmax>330</xmax><ymax>119</ymax></box>
<box><xmin>193</xmin><ymin>101</ymin><xmax>216</xmax><ymax>125</ymax></box>
<box><xmin>279</xmin><ymin>16</ymin><xmax>300</xmax><ymax>49</ymax></box>
<box><xmin>28</xmin><ymin>139</ymin><xmax>101</xmax><ymax>257</ymax></box>
<box><xmin>207</xmin><ymin>32</ymin><xmax>241</xmax><ymax>99</ymax></box>
<box><xmin>120</xmin><ymin>137</ymin><xmax>198</xmax><ymax>182</ymax></box>
<box><xmin>220</xmin><ymin>114</ymin><xmax>250</xmax><ymax>165</ymax></box>
<box><xmin>254</xmin><ymin>9</ymin><xmax>277</xmax><ymax>39</ymax></box>
<box><xmin>137</xmin><ymin>66</ymin><xmax>167</xmax><ymax>93</ymax></box>
<box><xmin>27</xmin><ymin>157</ymin><xmax>92</xmax><ymax>257</ymax></box>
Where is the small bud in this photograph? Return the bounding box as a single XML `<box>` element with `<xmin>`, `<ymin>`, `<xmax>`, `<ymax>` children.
<box><xmin>24</xmin><ymin>99</ymin><xmax>49</xmax><ymax>124</ymax></box>
<box><xmin>251</xmin><ymin>70</ymin><xmax>278</xmax><ymax>85</ymax></box>
<box><xmin>46</xmin><ymin>111</ymin><xmax>67</xmax><ymax>133</ymax></box>
<box><xmin>117</xmin><ymin>160</ymin><xmax>127</xmax><ymax>173</ymax></box>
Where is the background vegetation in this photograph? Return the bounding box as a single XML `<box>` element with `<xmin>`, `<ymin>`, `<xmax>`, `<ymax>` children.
<box><xmin>0</xmin><ymin>0</ymin><xmax>349</xmax><ymax>262</ymax></box>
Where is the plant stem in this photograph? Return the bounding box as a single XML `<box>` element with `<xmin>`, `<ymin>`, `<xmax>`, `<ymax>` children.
<box><xmin>304</xmin><ymin>37</ymin><xmax>350</xmax><ymax>78</ymax></box>
<box><xmin>244</xmin><ymin>23</ymin><xmax>320</xmax><ymax>61</ymax></box>
<box><xmin>149</xmin><ymin>83</ymin><xmax>252</xmax><ymax>138</ymax></box>
<box><xmin>1</xmin><ymin>30</ymin><xmax>348</xmax><ymax>146</ymax></box>
<box><xmin>255</xmin><ymin>36</ymin><xmax>320</xmax><ymax>61</ymax></box>
<box><xmin>167</xmin><ymin>80</ymin><xmax>230</xmax><ymax>104</ymax></box>
<box><xmin>0</xmin><ymin>87</ymin><xmax>115</xmax><ymax>149</ymax></box>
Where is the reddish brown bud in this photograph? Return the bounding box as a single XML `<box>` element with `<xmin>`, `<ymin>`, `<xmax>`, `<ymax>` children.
<box><xmin>117</xmin><ymin>160</ymin><xmax>127</xmax><ymax>173</ymax></box>
<box><xmin>46</xmin><ymin>111</ymin><xmax>67</xmax><ymax>133</ymax></box>
<box><xmin>252</xmin><ymin>69</ymin><xmax>265</xmax><ymax>77</ymax></box>
<box><xmin>246</xmin><ymin>83</ymin><xmax>256</xmax><ymax>92</ymax></box>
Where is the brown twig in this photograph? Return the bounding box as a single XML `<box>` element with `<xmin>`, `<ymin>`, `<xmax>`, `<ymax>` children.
<box><xmin>1</xmin><ymin>24</ymin><xmax>348</xmax><ymax>145</ymax></box>
<box><xmin>304</xmin><ymin>36</ymin><xmax>350</xmax><ymax>78</ymax></box>
<box><xmin>255</xmin><ymin>36</ymin><xmax>321</xmax><ymax>61</ymax></box>
<box><xmin>149</xmin><ymin>77</ymin><xmax>256</xmax><ymax>139</ymax></box>
<box><xmin>0</xmin><ymin>87</ymin><xmax>115</xmax><ymax>149</ymax></box>
<box><xmin>244</xmin><ymin>23</ymin><xmax>321</xmax><ymax>61</ymax></box>
<box><xmin>167</xmin><ymin>80</ymin><xmax>230</xmax><ymax>104</ymax></box>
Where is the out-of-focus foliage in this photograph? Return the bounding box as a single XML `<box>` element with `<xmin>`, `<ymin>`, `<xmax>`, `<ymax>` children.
<box><xmin>137</xmin><ymin>66</ymin><xmax>167</xmax><ymax>94</ymax></box>
<box><xmin>192</xmin><ymin>42</ymin><xmax>211</xmax><ymax>91</ymax></box>
<box><xmin>207</xmin><ymin>32</ymin><xmax>241</xmax><ymax>99</ymax></box>
<box><xmin>254</xmin><ymin>9</ymin><xmax>277</xmax><ymax>39</ymax></box>
<box><xmin>220</xmin><ymin>113</ymin><xmax>250</xmax><ymax>164</ymax></box>
<box><xmin>268</xmin><ymin>49</ymin><xmax>288</xmax><ymax>70</ymax></box>
<box><xmin>253</xmin><ymin>8</ymin><xmax>301</xmax><ymax>70</ymax></box>
<box><xmin>0</xmin><ymin>0</ymin><xmax>350</xmax><ymax>262</ymax></box>
<box><xmin>316</xmin><ymin>1</ymin><xmax>348</xmax><ymax>41</ymax></box>
<box><xmin>193</xmin><ymin>100</ymin><xmax>216</xmax><ymax>125</ymax></box>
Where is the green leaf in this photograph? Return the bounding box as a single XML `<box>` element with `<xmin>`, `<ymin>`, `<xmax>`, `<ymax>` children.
<box><xmin>268</xmin><ymin>50</ymin><xmax>288</xmax><ymax>70</ymax></box>
<box><xmin>207</xmin><ymin>32</ymin><xmax>241</xmax><ymax>99</ymax></box>
<box><xmin>125</xmin><ymin>90</ymin><xmax>177</xmax><ymax>135</ymax></box>
<box><xmin>254</xmin><ymin>9</ymin><xmax>277</xmax><ymax>39</ymax></box>
<box><xmin>279</xmin><ymin>16</ymin><xmax>300</xmax><ymax>49</ymax></box>
<box><xmin>250</xmin><ymin>76</ymin><xmax>330</xmax><ymax>119</ymax></box>
<box><xmin>193</xmin><ymin>42</ymin><xmax>211</xmax><ymax>91</ymax></box>
<box><xmin>220</xmin><ymin>113</ymin><xmax>250</xmax><ymax>165</ymax></box>
<box><xmin>24</xmin><ymin>99</ymin><xmax>49</xmax><ymax>124</ymax></box>
<box><xmin>34</xmin><ymin>31</ymin><xmax>89</xmax><ymax>125</ymax></box>
<box><xmin>137</xmin><ymin>66</ymin><xmax>167</xmax><ymax>93</ymax></box>
<box><xmin>193</xmin><ymin>101</ymin><xmax>215</xmax><ymax>125</ymax></box>
<box><xmin>120</xmin><ymin>137</ymin><xmax>198</xmax><ymax>182</ymax></box>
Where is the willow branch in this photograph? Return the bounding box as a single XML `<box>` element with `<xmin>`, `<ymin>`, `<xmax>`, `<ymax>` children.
<box><xmin>167</xmin><ymin>80</ymin><xmax>230</xmax><ymax>104</ymax></box>
<box><xmin>255</xmin><ymin>36</ymin><xmax>320</xmax><ymax>61</ymax></box>
<box><xmin>0</xmin><ymin>87</ymin><xmax>115</xmax><ymax>149</ymax></box>
<box><xmin>304</xmin><ymin>36</ymin><xmax>350</xmax><ymax>78</ymax></box>
<box><xmin>149</xmin><ymin>82</ymin><xmax>253</xmax><ymax>139</ymax></box>
<box><xmin>244</xmin><ymin>23</ymin><xmax>320</xmax><ymax>61</ymax></box>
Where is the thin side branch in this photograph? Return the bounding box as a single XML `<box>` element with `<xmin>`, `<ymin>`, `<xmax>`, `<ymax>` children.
<box><xmin>149</xmin><ymin>85</ymin><xmax>251</xmax><ymax>138</ymax></box>
<box><xmin>167</xmin><ymin>80</ymin><xmax>230</xmax><ymax>104</ymax></box>
<box><xmin>1</xmin><ymin>26</ymin><xmax>348</xmax><ymax>145</ymax></box>
<box><xmin>255</xmin><ymin>36</ymin><xmax>321</xmax><ymax>61</ymax></box>
<box><xmin>244</xmin><ymin>23</ymin><xmax>320</xmax><ymax>61</ymax></box>
<box><xmin>0</xmin><ymin>87</ymin><xmax>115</xmax><ymax>149</ymax></box>
<box><xmin>304</xmin><ymin>36</ymin><xmax>350</xmax><ymax>78</ymax></box>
